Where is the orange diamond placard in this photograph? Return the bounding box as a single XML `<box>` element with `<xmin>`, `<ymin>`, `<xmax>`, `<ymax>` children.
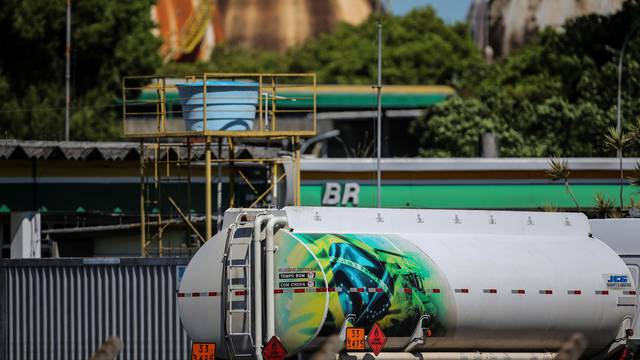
<box><xmin>367</xmin><ymin>323</ymin><xmax>387</xmax><ymax>356</ymax></box>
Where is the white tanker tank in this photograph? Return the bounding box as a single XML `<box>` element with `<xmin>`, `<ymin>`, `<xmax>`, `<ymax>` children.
<box><xmin>178</xmin><ymin>207</ymin><xmax>637</xmax><ymax>359</ymax></box>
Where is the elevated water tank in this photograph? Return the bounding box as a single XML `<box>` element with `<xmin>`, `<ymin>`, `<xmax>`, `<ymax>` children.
<box><xmin>176</xmin><ymin>80</ymin><xmax>259</xmax><ymax>131</ymax></box>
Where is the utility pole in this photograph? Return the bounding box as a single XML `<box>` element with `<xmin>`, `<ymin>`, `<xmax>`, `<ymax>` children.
<box><xmin>616</xmin><ymin>25</ymin><xmax>638</xmax><ymax>209</ymax></box>
<box><xmin>65</xmin><ymin>0</ymin><xmax>71</xmax><ymax>141</ymax></box>
<box><xmin>375</xmin><ymin>0</ymin><xmax>383</xmax><ymax>208</ymax></box>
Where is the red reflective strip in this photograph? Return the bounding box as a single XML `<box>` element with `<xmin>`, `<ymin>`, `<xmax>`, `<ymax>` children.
<box><xmin>192</xmin><ymin>293</ymin><xmax>201</xmax><ymax>297</ymax></box>
<box><xmin>274</xmin><ymin>289</ymin><xmax>284</xmax><ymax>294</ymax></box>
<box><xmin>512</xmin><ymin>289</ymin><xmax>525</xmax><ymax>294</ymax></box>
<box><xmin>568</xmin><ymin>290</ymin><xmax>582</xmax><ymax>295</ymax></box>
<box><xmin>375</xmin><ymin>288</ymin><xmax>383</xmax><ymax>293</ymax></box>
<box><xmin>357</xmin><ymin>288</ymin><xmax>365</xmax><ymax>292</ymax></box>
<box><xmin>455</xmin><ymin>288</ymin><xmax>469</xmax><ymax>293</ymax></box>
<box><xmin>328</xmin><ymin>288</ymin><xmax>336</xmax><ymax>292</ymax></box>
<box><xmin>404</xmin><ymin>288</ymin><xmax>412</xmax><ymax>294</ymax></box>
<box><xmin>432</xmin><ymin>288</ymin><xmax>440</xmax><ymax>293</ymax></box>
<box><xmin>487</xmin><ymin>289</ymin><xmax>497</xmax><ymax>294</ymax></box>
<box><xmin>235</xmin><ymin>290</ymin><xmax>246</xmax><ymax>296</ymax></box>
<box><xmin>624</xmin><ymin>290</ymin><xmax>637</xmax><ymax>295</ymax></box>
<box><xmin>539</xmin><ymin>290</ymin><xmax>553</xmax><ymax>295</ymax></box>
<box><xmin>596</xmin><ymin>290</ymin><xmax>609</xmax><ymax>295</ymax></box>
<box><xmin>294</xmin><ymin>288</ymin><xmax>306</xmax><ymax>293</ymax></box>
<box><xmin>177</xmin><ymin>293</ymin><xmax>185</xmax><ymax>298</ymax></box>
<box><xmin>316</xmin><ymin>288</ymin><xmax>327</xmax><ymax>293</ymax></box>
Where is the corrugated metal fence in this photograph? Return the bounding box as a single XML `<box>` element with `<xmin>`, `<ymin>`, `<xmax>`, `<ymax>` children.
<box><xmin>0</xmin><ymin>257</ymin><xmax>192</xmax><ymax>360</ymax></box>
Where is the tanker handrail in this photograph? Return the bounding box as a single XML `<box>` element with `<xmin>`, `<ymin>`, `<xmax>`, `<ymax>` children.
<box><xmin>265</xmin><ymin>216</ymin><xmax>288</xmax><ymax>339</ymax></box>
<box><xmin>253</xmin><ymin>213</ymin><xmax>273</xmax><ymax>360</ymax></box>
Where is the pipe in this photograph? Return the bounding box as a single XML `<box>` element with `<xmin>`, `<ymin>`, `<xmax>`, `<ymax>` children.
<box><xmin>375</xmin><ymin>12</ymin><xmax>383</xmax><ymax>208</ymax></box>
<box><xmin>339</xmin><ymin>352</ymin><xmax>556</xmax><ymax>360</ymax></box>
<box><xmin>205</xmin><ymin>136</ymin><xmax>212</xmax><ymax>240</ymax></box>
<box><xmin>265</xmin><ymin>216</ymin><xmax>288</xmax><ymax>339</ymax></box>
<box><xmin>253</xmin><ymin>213</ymin><xmax>273</xmax><ymax>360</ymax></box>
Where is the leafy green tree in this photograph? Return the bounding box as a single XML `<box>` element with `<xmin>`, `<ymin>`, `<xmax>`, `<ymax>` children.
<box><xmin>164</xmin><ymin>6</ymin><xmax>481</xmax><ymax>87</ymax></box>
<box><xmin>0</xmin><ymin>0</ymin><xmax>161</xmax><ymax>140</ymax></box>
<box><xmin>162</xmin><ymin>45</ymin><xmax>288</xmax><ymax>75</ymax></box>
<box><xmin>287</xmin><ymin>7</ymin><xmax>481</xmax><ymax>85</ymax></box>
<box><xmin>410</xmin><ymin>97</ymin><xmax>522</xmax><ymax>157</ymax></box>
<box><xmin>413</xmin><ymin>1</ymin><xmax>640</xmax><ymax>157</ymax></box>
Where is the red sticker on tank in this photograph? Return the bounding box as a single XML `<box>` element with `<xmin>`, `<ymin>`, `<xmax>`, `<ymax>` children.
<box><xmin>367</xmin><ymin>323</ymin><xmax>386</xmax><ymax>356</ymax></box>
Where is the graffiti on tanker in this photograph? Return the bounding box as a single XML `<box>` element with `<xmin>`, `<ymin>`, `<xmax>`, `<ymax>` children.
<box><xmin>274</xmin><ymin>231</ymin><xmax>454</xmax><ymax>354</ymax></box>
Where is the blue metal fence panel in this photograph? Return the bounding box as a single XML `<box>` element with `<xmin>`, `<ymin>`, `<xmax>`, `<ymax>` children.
<box><xmin>0</xmin><ymin>258</ymin><xmax>191</xmax><ymax>360</ymax></box>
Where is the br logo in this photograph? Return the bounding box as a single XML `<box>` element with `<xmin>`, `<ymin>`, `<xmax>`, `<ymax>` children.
<box><xmin>322</xmin><ymin>182</ymin><xmax>360</xmax><ymax>206</ymax></box>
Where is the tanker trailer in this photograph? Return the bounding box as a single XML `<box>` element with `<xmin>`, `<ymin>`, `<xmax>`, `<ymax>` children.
<box><xmin>178</xmin><ymin>207</ymin><xmax>637</xmax><ymax>359</ymax></box>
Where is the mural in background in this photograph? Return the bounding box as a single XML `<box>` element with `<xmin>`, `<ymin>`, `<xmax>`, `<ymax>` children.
<box><xmin>274</xmin><ymin>231</ymin><xmax>455</xmax><ymax>354</ymax></box>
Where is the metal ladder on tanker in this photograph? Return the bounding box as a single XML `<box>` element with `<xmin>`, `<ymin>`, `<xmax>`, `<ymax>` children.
<box><xmin>223</xmin><ymin>220</ymin><xmax>255</xmax><ymax>358</ymax></box>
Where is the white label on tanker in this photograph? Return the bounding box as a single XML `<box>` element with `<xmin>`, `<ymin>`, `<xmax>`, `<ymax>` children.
<box><xmin>278</xmin><ymin>271</ymin><xmax>316</xmax><ymax>279</ymax></box>
<box><xmin>279</xmin><ymin>281</ymin><xmax>316</xmax><ymax>288</ymax></box>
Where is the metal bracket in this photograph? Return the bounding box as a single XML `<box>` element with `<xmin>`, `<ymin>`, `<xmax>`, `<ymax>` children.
<box><xmin>403</xmin><ymin>314</ymin><xmax>430</xmax><ymax>353</ymax></box>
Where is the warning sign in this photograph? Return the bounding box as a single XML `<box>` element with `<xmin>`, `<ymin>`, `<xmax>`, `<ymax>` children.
<box><xmin>346</xmin><ymin>328</ymin><xmax>365</xmax><ymax>350</ymax></box>
<box><xmin>191</xmin><ymin>343</ymin><xmax>215</xmax><ymax>360</ymax></box>
<box><xmin>263</xmin><ymin>336</ymin><xmax>287</xmax><ymax>360</ymax></box>
<box><xmin>367</xmin><ymin>323</ymin><xmax>386</xmax><ymax>356</ymax></box>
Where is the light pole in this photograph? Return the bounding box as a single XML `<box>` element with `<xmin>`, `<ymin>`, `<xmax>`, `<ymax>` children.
<box><xmin>65</xmin><ymin>0</ymin><xmax>71</xmax><ymax>141</ymax></box>
<box><xmin>615</xmin><ymin>25</ymin><xmax>638</xmax><ymax>209</ymax></box>
<box><xmin>617</xmin><ymin>27</ymin><xmax>638</xmax><ymax>134</ymax></box>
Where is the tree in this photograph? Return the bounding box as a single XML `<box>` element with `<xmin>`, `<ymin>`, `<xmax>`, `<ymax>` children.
<box><xmin>546</xmin><ymin>157</ymin><xmax>581</xmax><ymax>211</ymax></box>
<box><xmin>410</xmin><ymin>97</ymin><xmax>523</xmax><ymax>157</ymax></box>
<box><xmin>164</xmin><ymin>6</ymin><xmax>482</xmax><ymax>87</ymax></box>
<box><xmin>413</xmin><ymin>1</ymin><xmax>640</xmax><ymax>158</ymax></box>
<box><xmin>0</xmin><ymin>0</ymin><xmax>161</xmax><ymax>140</ymax></box>
<box><xmin>287</xmin><ymin>7</ymin><xmax>481</xmax><ymax>85</ymax></box>
<box><xmin>162</xmin><ymin>45</ymin><xmax>288</xmax><ymax>75</ymax></box>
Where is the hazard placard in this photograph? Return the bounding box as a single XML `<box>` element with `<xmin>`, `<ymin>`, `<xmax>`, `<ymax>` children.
<box><xmin>346</xmin><ymin>327</ymin><xmax>365</xmax><ymax>350</ymax></box>
<box><xmin>367</xmin><ymin>323</ymin><xmax>387</xmax><ymax>356</ymax></box>
<box><xmin>191</xmin><ymin>343</ymin><xmax>215</xmax><ymax>360</ymax></box>
<box><xmin>263</xmin><ymin>336</ymin><xmax>287</xmax><ymax>360</ymax></box>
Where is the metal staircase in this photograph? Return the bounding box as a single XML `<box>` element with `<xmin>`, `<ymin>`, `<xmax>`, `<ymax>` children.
<box><xmin>223</xmin><ymin>219</ymin><xmax>255</xmax><ymax>358</ymax></box>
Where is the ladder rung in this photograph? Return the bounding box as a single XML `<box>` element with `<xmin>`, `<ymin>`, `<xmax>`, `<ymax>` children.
<box><xmin>228</xmin><ymin>263</ymin><xmax>249</xmax><ymax>267</ymax></box>
<box><xmin>229</xmin><ymin>309</ymin><xmax>250</xmax><ymax>313</ymax></box>
<box><xmin>229</xmin><ymin>332</ymin><xmax>252</xmax><ymax>336</ymax></box>
<box><xmin>230</xmin><ymin>241</ymin><xmax>252</xmax><ymax>245</ymax></box>
<box><xmin>228</xmin><ymin>286</ymin><xmax>248</xmax><ymax>291</ymax></box>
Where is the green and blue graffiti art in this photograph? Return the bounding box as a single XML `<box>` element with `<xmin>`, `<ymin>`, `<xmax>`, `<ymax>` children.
<box><xmin>274</xmin><ymin>231</ymin><xmax>455</xmax><ymax>353</ymax></box>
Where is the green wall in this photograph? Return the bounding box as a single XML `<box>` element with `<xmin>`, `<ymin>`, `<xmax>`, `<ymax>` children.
<box><xmin>301</xmin><ymin>184</ymin><xmax>639</xmax><ymax>209</ymax></box>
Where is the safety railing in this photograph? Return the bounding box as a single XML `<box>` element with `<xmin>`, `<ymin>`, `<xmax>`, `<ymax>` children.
<box><xmin>122</xmin><ymin>73</ymin><xmax>317</xmax><ymax>138</ymax></box>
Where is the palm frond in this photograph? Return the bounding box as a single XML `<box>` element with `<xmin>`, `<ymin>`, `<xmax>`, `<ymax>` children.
<box><xmin>546</xmin><ymin>157</ymin><xmax>569</xmax><ymax>181</ymax></box>
<box><xmin>630</xmin><ymin>161</ymin><xmax>640</xmax><ymax>186</ymax></box>
<box><xmin>594</xmin><ymin>193</ymin><xmax>616</xmax><ymax>218</ymax></box>
<box><xmin>604</xmin><ymin>126</ymin><xmax>631</xmax><ymax>152</ymax></box>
